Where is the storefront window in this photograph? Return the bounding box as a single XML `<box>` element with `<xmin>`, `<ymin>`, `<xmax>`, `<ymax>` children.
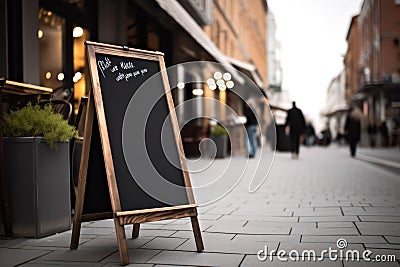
<box><xmin>73</xmin><ymin>26</ymin><xmax>90</xmax><ymax>113</ymax></box>
<box><xmin>38</xmin><ymin>8</ymin><xmax>65</xmax><ymax>89</ymax></box>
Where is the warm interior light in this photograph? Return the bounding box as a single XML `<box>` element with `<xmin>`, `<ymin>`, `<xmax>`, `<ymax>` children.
<box><xmin>192</xmin><ymin>88</ymin><xmax>204</xmax><ymax>96</ymax></box>
<box><xmin>73</xmin><ymin>26</ymin><xmax>84</xmax><ymax>38</ymax></box>
<box><xmin>38</xmin><ymin>29</ymin><xmax>44</xmax><ymax>39</ymax></box>
<box><xmin>45</xmin><ymin>71</ymin><xmax>51</xmax><ymax>80</ymax></box>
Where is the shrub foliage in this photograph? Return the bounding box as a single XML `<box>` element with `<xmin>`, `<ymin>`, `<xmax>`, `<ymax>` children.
<box><xmin>3</xmin><ymin>103</ymin><xmax>78</xmax><ymax>148</ymax></box>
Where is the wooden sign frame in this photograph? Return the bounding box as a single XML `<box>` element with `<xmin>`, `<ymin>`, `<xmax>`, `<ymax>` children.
<box><xmin>70</xmin><ymin>41</ymin><xmax>203</xmax><ymax>265</ymax></box>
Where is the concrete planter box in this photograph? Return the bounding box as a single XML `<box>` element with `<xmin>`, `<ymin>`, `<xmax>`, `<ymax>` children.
<box><xmin>3</xmin><ymin>137</ymin><xmax>71</xmax><ymax>238</ymax></box>
<box><xmin>211</xmin><ymin>135</ymin><xmax>228</xmax><ymax>158</ymax></box>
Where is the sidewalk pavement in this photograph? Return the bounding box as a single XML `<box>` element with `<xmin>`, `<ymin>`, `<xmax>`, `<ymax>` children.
<box><xmin>1</xmin><ymin>146</ymin><xmax>400</xmax><ymax>266</ymax></box>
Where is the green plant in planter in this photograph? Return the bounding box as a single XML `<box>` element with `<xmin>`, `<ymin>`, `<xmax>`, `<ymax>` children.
<box><xmin>3</xmin><ymin>102</ymin><xmax>78</xmax><ymax>148</ymax></box>
<box><xmin>211</xmin><ymin>124</ymin><xmax>228</xmax><ymax>136</ymax></box>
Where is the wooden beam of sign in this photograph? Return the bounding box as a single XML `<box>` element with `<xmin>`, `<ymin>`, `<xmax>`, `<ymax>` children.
<box><xmin>70</xmin><ymin>41</ymin><xmax>204</xmax><ymax>266</ymax></box>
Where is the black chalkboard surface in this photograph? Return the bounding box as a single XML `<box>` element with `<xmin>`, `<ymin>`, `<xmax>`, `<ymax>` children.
<box><xmin>71</xmin><ymin>42</ymin><xmax>203</xmax><ymax>265</ymax></box>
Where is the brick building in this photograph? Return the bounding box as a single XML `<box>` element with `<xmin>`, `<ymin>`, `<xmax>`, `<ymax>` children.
<box><xmin>344</xmin><ymin>0</ymin><xmax>400</xmax><ymax>146</ymax></box>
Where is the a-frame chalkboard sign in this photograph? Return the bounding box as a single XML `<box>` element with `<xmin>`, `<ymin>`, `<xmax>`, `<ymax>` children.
<box><xmin>70</xmin><ymin>41</ymin><xmax>203</xmax><ymax>265</ymax></box>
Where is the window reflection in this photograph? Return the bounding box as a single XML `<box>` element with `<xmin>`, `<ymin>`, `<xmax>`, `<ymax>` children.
<box><xmin>38</xmin><ymin>8</ymin><xmax>64</xmax><ymax>89</ymax></box>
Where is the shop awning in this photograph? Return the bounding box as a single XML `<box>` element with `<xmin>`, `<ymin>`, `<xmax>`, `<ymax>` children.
<box><xmin>226</xmin><ymin>57</ymin><xmax>265</xmax><ymax>89</ymax></box>
<box><xmin>154</xmin><ymin>0</ymin><xmax>244</xmax><ymax>84</ymax></box>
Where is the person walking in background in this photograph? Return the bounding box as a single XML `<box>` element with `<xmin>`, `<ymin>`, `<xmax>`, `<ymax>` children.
<box><xmin>344</xmin><ymin>106</ymin><xmax>362</xmax><ymax>157</ymax></box>
<box><xmin>243</xmin><ymin>102</ymin><xmax>258</xmax><ymax>158</ymax></box>
<box><xmin>367</xmin><ymin>121</ymin><xmax>377</xmax><ymax>147</ymax></box>
<box><xmin>305</xmin><ymin>122</ymin><xmax>316</xmax><ymax>146</ymax></box>
<box><xmin>285</xmin><ymin>101</ymin><xmax>306</xmax><ymax>159</ymax></box>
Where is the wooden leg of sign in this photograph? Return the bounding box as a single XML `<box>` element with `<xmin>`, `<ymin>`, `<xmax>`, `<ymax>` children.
<box><xmin>132</xmin><ymin>223</ymin><xmax>140</xmax><ymax>239</ymax></box>
<box><xmin>190</xmin><ymin>216</ymin><xmax>204</xmax><ymax>252</ymax></box>
<box><xmin>71</xmin><ymin>91</ymin><xmax>95</xmax><ymax>249</ymax></box>
<box><xmin>114</xmin><ymin>218</ymin><xmax>129</xmax><ymax>265</ymax></box>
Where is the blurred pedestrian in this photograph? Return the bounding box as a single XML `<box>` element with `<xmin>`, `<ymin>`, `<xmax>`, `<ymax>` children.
<box><xmin>367</xmin><ymin>121</ymin><xmax>377</xmax><ymax>147</ymax></box>
<box><xmin>285</xmin><ymin>101</ymin><xmax>306</xmax><ymax>159</ymax></box>
<box><xmin>243</xmin><ymin>102</ymin><xmax>258</xmax><ymax>158</ymax></box>
<box><xmin>305</xmin><ymin>122</ymin><xmax>316</xmax><ymax>146</ymax></box>
<box><xmin>344</xmin><ymin>107</ymin><xmax>362</xmax><ymax>157</ymax></box>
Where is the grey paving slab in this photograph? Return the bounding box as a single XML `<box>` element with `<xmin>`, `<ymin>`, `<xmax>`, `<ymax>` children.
<box><xmin>365</xmin><ymin>243</ymin><xmax>400</xmax><ymax>249</ymax></box>
<box><xmin>220</xmin><ymin>214</ymin><xmax>299</xmax><ymax>222</ymax></box>
<box><xmin>356</xmin><ymin>222</ymin><xmax>400</xmax><ymax>236</ymax></box>
<box><xmin>37</xmin><ymin>249</ymin><xmax>116</xmax><ymax>263</ymax></box>
<box><xmin>101</xmin><ymin>248</ymin><xmax>161</xmax><ymax>264</ymax></box>
<box><xmin>318</xmin><ymin>222</ymin><xmax>356</xmax><ymax>228</ymax></box>
<box><xmin>386</xmin><ymin>236</ymin><xmax>400</xmax><ymax>244</ymax></box>
<box><xmin>301</xmin><ymin>235</ymin><xmax>387</xmax><ymax>244</ymax></box>
<box><xmin>245</xmin><ymin>221</ymin><xmax>316</xmax><ymax>229</ymax></box>
<box><xmin>359</xmin><ymin>216</ymin><xmax>400</xmax><ymax>222</ymax></box>
<box><xmin>130</xmin><ymin>229</ymin><xmax>176</xmax><ymax>238</ymax></box>
<box><xmin>147</xmin><ymin>250</ymin><xmax>244</xmax><ymax>267</ymax></box>
<box><xmin>176</xmin><ymin>233</ymin><xmax>279</xmax><ymax>254</ymax></box>
<box><xmin>140</xmin><ymin>237</ymin><xmax>187</xmax><ymax>250</ymax></box>
<box><xmin>291</xmin><ymin>227</ymin><xmax>359</xmax><ymax>236</ymax></box>
<box><xmin>233</xmin><ymin>234</ymin><xmax>301</xmax><ymax>243</ymax></box>
<box><xmin>299</xmin><ymin>216</ymin><xmax>359</xmax><ymax>222</ymax></box>
<box><xmin>205</xmin><ymin>224</ymin><xmax>291</xmax><ymax>235</ymax></box>
<box><xmin>0</xmin><ymin>248</ymin><xmax>50</xmax><ymax>267</ymax></box>
<box><xmin>79</xmin><ymin>237</ymin><xmax>154</xmax><ymax>250</ymax></box>
<box><xmin>21</xmin><ymin>260</ymin><xmax>100</xmax><ymax>266</ymax></box>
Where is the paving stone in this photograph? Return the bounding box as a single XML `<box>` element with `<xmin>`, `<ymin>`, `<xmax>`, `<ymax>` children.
<box><xmin>318</xmin><ymin>222</ymin><xmax>355</xmax><ymax>228</ymax></box>
<box><xmin>131</xmin><ymin>229</ymin><xmax>176</xmax><ymax>238</ymax></box>
<box><xmin>36</xmin><ymin>249</ymin><xmax>115</xmax><ymax>262</ymax></box>
<box><xmin>359</xmin><ymin>216</ymin><xmax>400</xmax><ymax>222</ymax></box>
<box><xmin>101</xmin><ymin>248</ymin><xmax>161</xmax><ymax>264</ymax></box>
<box><xmin>299</xmin><ymin>216</ymin><xmax>359</xmax><ymax>222</ymax></box>
<box><xmin>140</xmin><ymin>237</ymin><xmax>187</xmax><ymax>250</ymax></box>
<box><xmin>386</xmin><ymin>236</ymin><xmax>400</xmax><ymax>244</ymax></box>
<box><xmin>364</xmin><ymin>243</ymin><xmax>400</xmax><ymax>249</ymax></box>
<box><xmin>291</xmin><ymin>227</ymin><xmax>359</xmax><ymax>236</ymax></box>
<box><xmin>0</xmin><ymin>248</ymin><xmax>50</xmax><ymax>267</ymax></box>
<box><xmin>356</xmin><ymin>222</ymin><xmax>400</xmax><ymax>236</ymax></box>
<box><xmin>205</xmin><ymin>224</ymin><xmax>291</xmax><ymax>235</ymax></box>
<box><xmin>301</xmin><ymin>235</ymin><xmax>387</xmax><ymax>244</ymax></box>
<box><xmin>245</xmin><ymin>221</ymin><xmax>316</xmax><ymax>229</ymax></box>
<box><xmin>22</xmin><ymin>260</ymin><xmax>100</xmax><ymax>266</ymax></box>
<box><xmin>176</xmin><ymin>233</ymin><xmax>279</xmax><ymax>254</ymax></box>
<box><xmin>220</xmin><ymin>215</ymin><xmax>299</xmax><ymax>222</ymax></box>
<box><xmin>147</xmin><ymin>250</ymin><xmax>244</xmax><ymax>267</ymax></box>
<box><xmin>293</xmin><ymin>207</ymin><xmax>342</xmax><ymax>217</ymax></box>
<box><xmin>233</xmin><ymin>234</ymin><xmax>301</xmax><ymax>243</ymax></box>
<box><xmin>79</xmin><ymin>237</ymin><xmax>153</xmax><ymax>250</ymax></box>
<box><xmin>80</xmin><ymin>227</ymin><xmax>116</xmax><ymax>236</ymax></box>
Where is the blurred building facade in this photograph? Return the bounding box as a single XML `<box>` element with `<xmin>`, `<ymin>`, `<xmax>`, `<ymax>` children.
<box><xmin>343</xmin><ymin>0</ymin><xmax>400</xmax><ymax>146</ymax></box>
<box><xmin>321</xmin><ymin>71</ymin><xmax>347</xmax><ymax>140</ymax></box>
<box><xmin>0</xmin><ymin>0</ymin><xmax>270</xmax><ymax>156</ymax></box>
